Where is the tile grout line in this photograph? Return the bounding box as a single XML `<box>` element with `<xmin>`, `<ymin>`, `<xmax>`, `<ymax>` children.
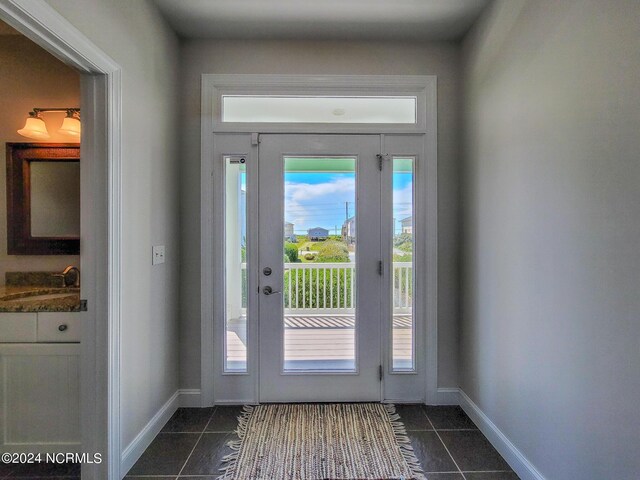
<box><xmin>157</xmin><ymin>431</ymin><xmax>217</xmax><ymax>434</ymax></box>
<box><xmin>419</xmin><ymin>407</ymin><xmax>468</xmax><ymax>480</ymax></box>
<box><xmin>174</xmin><ymin>406</ymin><xmax>218</xmax><ymax>479</ymax></box>
<box><xmin>200</xmin><ymin>405</ymin><xmax>219</xmax><ymax>433</ymax></box>
<box><xmin>459</xmin><ymin>470</ymin><xmax>514</xmax><ymax>473</ymax></box>
<box><xmin>155</xmin><ymin>430</ymin><xmax>241</xmax><ymax>434</ymax></box>
<box><xmin>434</xmin><ymin>428</ymin><xmax>478</xmax><ymax>432</ymax></box>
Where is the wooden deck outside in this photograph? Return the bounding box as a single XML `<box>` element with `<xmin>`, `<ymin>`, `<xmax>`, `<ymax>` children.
<box><xmin>226</xmin><ymin>314</ymin><xmax>413</xmax><ymax>370</ymax></box>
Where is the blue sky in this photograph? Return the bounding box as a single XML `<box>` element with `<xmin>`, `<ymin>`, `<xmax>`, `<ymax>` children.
<box><xmin>285</xmin><ymin>172</ymin><xmax>413</xmax><ymax>234</ymax></box>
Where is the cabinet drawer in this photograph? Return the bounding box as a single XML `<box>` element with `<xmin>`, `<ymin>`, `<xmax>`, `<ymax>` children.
<box><xmin>37</xmin><ymin>313</ymin><xmax>81</xmax><ymax>343</ymax></box>
<box><xmin>0</xmin><ymin>313</ymin><xmax>37</xmax><ymax>342</ymax></box>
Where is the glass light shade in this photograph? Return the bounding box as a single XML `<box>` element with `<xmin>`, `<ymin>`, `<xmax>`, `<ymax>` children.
<box><xmin>58</xmin><ymin>116</ymin><xmax>81</xmax><ymax>138</ymax></box>
<box><xmin>17</xmin><ymin>116</ymin><xmax>50</xmax><ymax>139</ymax></box>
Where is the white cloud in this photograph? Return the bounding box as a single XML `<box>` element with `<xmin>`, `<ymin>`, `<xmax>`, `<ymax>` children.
<box><xmin>286</xmin><ymin>177</ymin><xmax>355</xmax><ymax>203</ymax></box>
<box><xmin>283</xmin><ymin>177</ymin><xmax>412</xmax><ymax>231</ymax></box>
<box><xmin>393</xmin><ymin>182</ymin><xmax>413</xmax><ymax>218</ymax></box>
<box><xmin>285</xmin><ymin>177</ymin><xmax>355</xmax><ymax>230</ymax></box>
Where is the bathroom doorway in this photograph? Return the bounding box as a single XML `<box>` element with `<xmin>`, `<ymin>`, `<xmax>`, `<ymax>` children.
<box><xmin>0</xmin><ymin>3</ymin><xmax>124</xmax><ymax>478</ymax></box>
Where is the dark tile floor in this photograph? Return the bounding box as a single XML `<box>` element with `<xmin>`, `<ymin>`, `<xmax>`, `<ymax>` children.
<box><xmin>0</xmin><ymin>459</ymin><xmax>81</xmax><ymax>479</ymax></box>
<box><xmin>124</xmin><ymin>404</ymin><xmax>518</xmax><ymax>480</ymax></box>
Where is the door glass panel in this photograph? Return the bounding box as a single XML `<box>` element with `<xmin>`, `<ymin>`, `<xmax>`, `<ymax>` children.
<box><xmin>224</xmin><ymin>156</ymin><xmax>247</xmax><ymax>372</ymax></box>
<box><xmin>222</xmin><ymin>96</ymin><xmax>417</xmax><ymax>124</ymax></box>
<box><xmin>283</xmin><ymin>156</ymin><xmax>356</xmax><ymax>371</ymax></box>
<box><xmin>392</xmin><ymin>157</ymin><xmax>415</xmax><ymax>371</ymax></box>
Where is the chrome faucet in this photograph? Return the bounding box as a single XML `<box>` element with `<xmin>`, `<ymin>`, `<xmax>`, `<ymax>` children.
<box><xmin>61</xmin><ymin>265</ymin><xmax>80</xmax><ymax>288</ymax></box>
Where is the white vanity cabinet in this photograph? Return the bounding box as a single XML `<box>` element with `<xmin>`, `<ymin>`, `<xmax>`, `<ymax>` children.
<box><xmin>37</xmin><ymin>312</ymin><xmax>82</xmax><ymax>342</ymax></box>
<box><xmin>0</xmin><ymin>312</ymin><xmax>81</xmax><ymax>453</ymax></box>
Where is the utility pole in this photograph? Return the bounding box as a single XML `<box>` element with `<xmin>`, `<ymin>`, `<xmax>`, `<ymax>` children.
<box><xmin>345</xmin><ymin>201</ymin><xmax>349</xmax><ymax>221</ymax></box>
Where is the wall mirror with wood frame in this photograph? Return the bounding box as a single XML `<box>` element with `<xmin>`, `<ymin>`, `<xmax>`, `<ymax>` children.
<box><xmin>6</xmin><ymin>143</ymin><xmax>80</xmax><ymax>255</ymax></box>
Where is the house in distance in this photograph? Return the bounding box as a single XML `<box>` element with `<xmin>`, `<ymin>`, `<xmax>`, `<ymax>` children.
<box><xmin>400</xmin><ymin>216</ymin><xmax>413</xmax><ymax>234</ymax></box>
<box><xmin>308</xmin><ymin>226</ymin><xmax>329</xmax><ymax>241</ymax></box>
<box><xmin>284</xmin><ymin>221</ymin><xmax>296</xmax><ymax>242</ymax></box>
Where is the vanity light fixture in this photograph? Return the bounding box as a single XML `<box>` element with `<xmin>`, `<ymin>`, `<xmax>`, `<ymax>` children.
<box><xmin>17</xmin><ymin>108</ymin><xmax>81</xmax><ymax>140</ymax></box>
<box><xmin>58</xmin><ymin>110</ymin><xmax>82</xmax><ymax>138</ymax></box>
<box><xmin>17</xmin><ymin>111</ymin><xmax>49</xmax><ymax>139</ymax></box>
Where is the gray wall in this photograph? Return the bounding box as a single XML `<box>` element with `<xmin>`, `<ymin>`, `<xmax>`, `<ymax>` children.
<box><xmin>44</xmin><ymin>0</ymin><xmax>181</xmax><ymax>453</ymax></box>
<box><xmin>461</xmin><ymin>1</ymin><xmax>640</xmax><ymax>478</ymax></box>
<box><xmin>178</xmin><ymin>39</ymin><xmax>463</xmax><ymax>393</ymax></box>
<box><xmin>0</xmin><ymin>35</ymin><xmax>80</xmax><ymax>285</ymax></box>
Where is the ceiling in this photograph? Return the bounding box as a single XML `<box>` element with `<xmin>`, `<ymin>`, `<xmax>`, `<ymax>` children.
<box><xmin>152</xmin><ymin>0</ymin><xmax>490</xmax><ymax>41</ymax></box>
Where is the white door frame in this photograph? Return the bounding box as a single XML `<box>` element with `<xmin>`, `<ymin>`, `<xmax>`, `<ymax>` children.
<box><xmin>201</xmin><ymin>74</ymin><xmax>442</xmax><ymax>405</ymax></box>
<box><xmin>0</xmin><ymin>1</ymin><xmax>122</xmax><ymax>478</ymax></box>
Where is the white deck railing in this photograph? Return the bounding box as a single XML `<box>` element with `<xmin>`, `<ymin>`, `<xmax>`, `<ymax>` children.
<box><xmin>241</xmin><ymin>262</ymin><xmax>412</xmax><ymax>314</ymax></box>
<box><xmin>393</xmin><ymin>262</ymin><xmax>413</xmax><ymax>312</ymax></box>
<box><xmin>284</xmin><ymin>262</ymin><xmax>355</xmax><ymax>314</ymax></box>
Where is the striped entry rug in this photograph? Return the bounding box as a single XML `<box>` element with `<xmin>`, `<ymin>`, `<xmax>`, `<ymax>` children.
<box><xmin>219</xmin><ymin>403</ymin><xmax>425</xmax><ymax>480</ymax></box>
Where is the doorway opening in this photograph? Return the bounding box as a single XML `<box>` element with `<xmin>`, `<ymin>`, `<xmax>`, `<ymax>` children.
<box><xmin>203</xmin><ymin>75</ymin><xmax>436</xmax><ymax>405</ymax></box>
<box><xmin>0</xmin><ymin>2</ymin><xmax>123</xmax><ymax>478</ymax></box>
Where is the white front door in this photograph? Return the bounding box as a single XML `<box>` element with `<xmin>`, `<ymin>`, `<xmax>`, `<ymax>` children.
<box><xmin>214</xmin><ymin>133</ymin><xmax>424</xmax><ymax>404</ymax></box>
<box><xmin>258</xmin><ymin>134</ymin><xmax>382</xmax><ymax>402</ymax></box>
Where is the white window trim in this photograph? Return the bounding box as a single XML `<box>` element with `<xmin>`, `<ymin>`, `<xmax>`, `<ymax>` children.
<box><xmin>205</xmin><ymin>74</ymin><xmax>433</xmax><ymax>134</ymax></box>
<box><xmin>201</xmin><ymin>74</ymin><xmax>442</xmax><ymax>405</ymax></box>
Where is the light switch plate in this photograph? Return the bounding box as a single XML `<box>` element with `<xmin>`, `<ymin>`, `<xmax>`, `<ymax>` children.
<box><xmin>152</xmin><ymin>245</ymin><xmax>165</xmax><ymax>265</ymax></box>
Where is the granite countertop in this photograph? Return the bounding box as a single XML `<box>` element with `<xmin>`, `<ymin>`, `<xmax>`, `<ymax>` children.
<box><xmin>0</xmin><ymin>286</ymin><xmax>81</xmax><ymax>312</ymax></box>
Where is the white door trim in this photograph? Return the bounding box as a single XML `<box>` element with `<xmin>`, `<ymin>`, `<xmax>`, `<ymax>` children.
<box><xmin>0</xmin><ymin>1</ymin><xmax>122</xmax><ymax>478</ymax></box>
<box><xmin>210</xmin><ymin>134</ymin><xmax>259</xmax><ymax>404</ymax></box>
<box><xmin>201</xmin><ymin>75</ymin><xmax>439</xmax><ymax>405</ymax></box>
<box><xmin>381</xmin><ymin>135</ymin><xmax>429</xmax><ymax>403</ymax></box>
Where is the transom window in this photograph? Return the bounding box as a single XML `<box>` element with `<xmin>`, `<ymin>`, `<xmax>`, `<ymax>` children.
<box><xmin>222</xmin><ymin>95</ymin><xmax>417</xmax><ymax>124</ymax></box>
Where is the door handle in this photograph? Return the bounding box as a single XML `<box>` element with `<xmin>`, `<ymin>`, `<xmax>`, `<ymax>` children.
<box><xmin>263</xmin><ymin>286</ymin><xmax>282</xmax><ymax>295</ymax></box>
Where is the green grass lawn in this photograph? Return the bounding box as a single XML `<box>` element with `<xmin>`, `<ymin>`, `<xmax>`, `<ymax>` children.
<box><xmin>289</xmin><ymin>237</ymin><xmax>351</xmax><ymax>263</ymax></box>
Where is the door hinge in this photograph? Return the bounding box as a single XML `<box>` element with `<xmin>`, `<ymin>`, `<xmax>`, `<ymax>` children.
<box><xmin>251</xmin><ymin>133</ymin><xmax>260</xmax><ymax>145</ymax></box>
<box><xmin>379</xmin><ymin>365</ymin><xmax>384</xmax><ymax>381</ymax></box>
<box><xmin>376</xmin><ymin>153</ymin><xmax>389</xmax><ymax>171</ymax></box>
<box><xmin>80</xmin><ymin>299</ymin><xmax>88</xmax><ymax>312</ymax></box>
<box><xmin>378</xmin><ymin>261</ymin><xmax>383</xmax><ymax>276</ymax></box>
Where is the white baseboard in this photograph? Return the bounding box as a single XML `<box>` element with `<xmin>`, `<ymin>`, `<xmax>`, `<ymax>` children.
<box><xmin>430</xmin><ymin>387</ymin><xmax>461</xmax><ymax>405</ymax></box>
<box><xmin>214</xmin><ymin>399</ymin><xmax>256</xmax><ymax>405</ymax></box>
<box><xmin>120</xmin><ymin>390</ymin><xmax>180</xmax><ymax>477</ymax></box>
<box><xmin>458</xmin><ymin>389</ymin><xmax>546</xmax><ymax>480</ymax></box>
<box><xmin>385</xmin><ymin>398</ymin><xmax>427</xmax><ymax>404</ymax></box>
<box><xmin>179</xmin><ymin>388</ymin><xmax>202</xmax><ymax>407</ymax></box>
